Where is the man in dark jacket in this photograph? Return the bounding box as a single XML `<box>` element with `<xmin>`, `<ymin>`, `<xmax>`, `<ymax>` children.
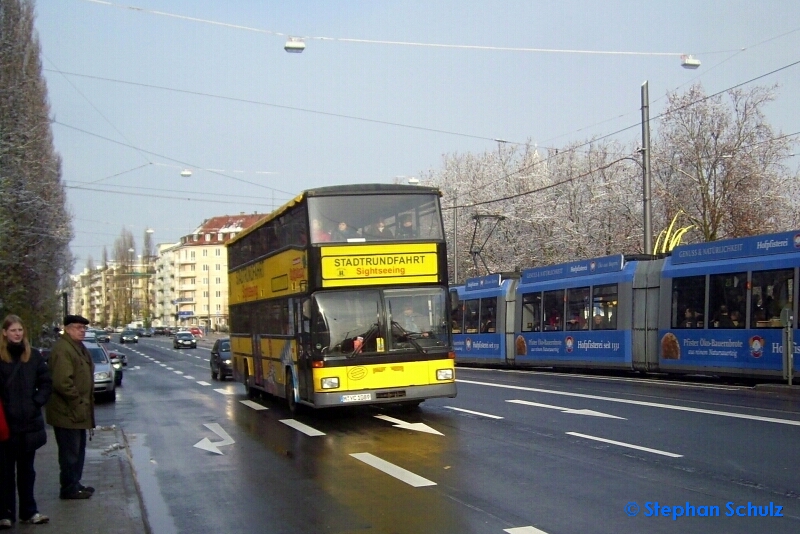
<box><xmin>45</xmin><ymin>315</ymin><xmax>95</xmax><ymax>500</ymax></box>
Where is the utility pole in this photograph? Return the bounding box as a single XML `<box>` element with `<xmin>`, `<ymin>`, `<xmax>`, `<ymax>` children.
<box><xmin>641</xmin><ymin>81</ymin><xmax>653</xmax><ymax>255</ymax></box>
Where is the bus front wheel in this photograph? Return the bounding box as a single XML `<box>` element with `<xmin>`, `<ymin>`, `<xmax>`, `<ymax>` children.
<box><xmin>285</xmin><ymin>369</ymin><xmax>297</xmax><ymax>413</ymax></box>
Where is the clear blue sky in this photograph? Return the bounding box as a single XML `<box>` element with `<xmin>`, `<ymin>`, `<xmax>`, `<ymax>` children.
<box><xmin>32</xmin><ymin>1</ymin><xmax>800</xmax><ymax>272</ymax></box>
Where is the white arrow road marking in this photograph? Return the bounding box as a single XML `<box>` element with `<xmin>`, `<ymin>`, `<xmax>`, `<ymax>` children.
<box><xmin>214</xmin><ymin>388</ymin><xmax>234</xmax><ymax>395</ymax></box>
<box><xmin>566</xmin><ymin>432</ymin><xmax>682</xmax><ymax>457</ymax></box>
<box><xmin>444</xmin><ymin>406</ymin><xmax>503</xmax><ymax>419</ymax></box>
<box><xmin>505</xmin><ymin>527</ymin><xmax>550</xmax><ymax>534</ymax></box>
<box><xmin>374</xmin><ymin>415</ymin><xmax>444</xmax><ymax>435</ymax></box>
<box><xmin>196</xmin><ymin>381</ymin><xmax>211</xmax><ymax>386</ymax></box>
<box><xmin>240</xmin><ymin>400</ymin><xmax>268</xmax><ymax>410</ymax></box>
<box><xmin>507</xmin><ymin>400</ymin><xmax>626</xmax><ymax>419</ymax></box>
<box><xmin>460</xmin><ymin>379</ymin><xmax>800</xmax><ymax>426</ymax></box>
<box><xmin>193</xmin><ymin>423</ymin><xmax>235</xmax><ymax>455</ymax></box>
<box><xmin>280</xmin><ymin>419</ymin><xmax>325</xmax><ymax>436</ymax></box>
<box><xmin>350</xmin><ymin>453</ymin><xmax>436</xmax><ymax>487</ymax></box>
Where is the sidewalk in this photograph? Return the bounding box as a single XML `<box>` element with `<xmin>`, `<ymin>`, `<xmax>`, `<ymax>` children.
<box><xmin>32</xmin><ymin>425</ymin><xmax>147</xmax><ymax>534</ymax></box>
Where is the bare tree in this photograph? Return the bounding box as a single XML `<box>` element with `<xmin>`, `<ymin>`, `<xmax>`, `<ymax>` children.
<box><xmin>653</xmin><ymin>83</ymin><xmax>796</xmax><ymax>242</ymax></box>
<box><xmin>0</xmin><ymin>0</ymin><xmax>73</xmax><ymax>338</ymax></box>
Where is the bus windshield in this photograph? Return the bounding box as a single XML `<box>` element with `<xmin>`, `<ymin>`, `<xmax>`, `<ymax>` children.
<box><xmin>308</xmin><ymin>193</ymin><xmax>444</xmax><ymax>243</ymax></box>
<box><xmin>312</xmin><ymin>287</ymin><xmax>449</xmax><ymax>357</ymax></box>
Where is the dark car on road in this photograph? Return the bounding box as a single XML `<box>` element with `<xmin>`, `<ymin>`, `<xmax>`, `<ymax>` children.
<box><xmin>153</xmin><ymin>326</ymin><xmax>167</xmax><ymax>336</ymax></box>
<box><xmin>119</xmin><ymin>329</ymin><xmax>138</xmax><ymax>344</ymax></box>
<box><xmin>89</xmin><ymin>329</ymin><xmax>111</xmax><ymax>343</ymax></box>
<box><xmin>210</xmin><ymin>338</ymin><xmax>232</xmax><ymax>380</ymax></box>
<box><xmin>173</xmin><ymin>332</ymin><xmax>197</xmax><ymax>349</ymax></box>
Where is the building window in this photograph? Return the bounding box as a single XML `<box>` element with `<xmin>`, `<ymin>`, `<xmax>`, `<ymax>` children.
<box><xmin>216</xmin><ymin>264</ymin><xmax>221</xmax><ymax>271</ymax></box>
<box><xmin>215</xmin><ymin>277</ymin><xmax>221</xmax><ymax>284</ymax></box>
<box><xmin>205</xmin><ymin>234</ymin><xmax>211</xmax><ymax>242</ymax></box>
<box><xmin>202</xmin><ymin>249</ymin><xmax>207</xmax><ymax>257</ymax></box>
<box><xmin>217</xmin><ymin>233</ymin><xmax>223</xmax><ymax>241</ymax></box>
<box><xmin>216</xmin><ymin>248</ymin><xmax>221</xmax><ymax>256</ymax></box>
<box><xmin>216</xmin><ymin>291</ymin><xmax>221</xmax><ymax>298</ymax></box>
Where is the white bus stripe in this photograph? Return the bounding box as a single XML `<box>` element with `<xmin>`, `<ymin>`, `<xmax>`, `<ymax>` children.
<box><xmin>280</xmin><ymin>419</ymin><xmax>325</xmax><ymax>436</ymax></box>
<box><xmin>350</xmin><ymin>452</ymin><xmax>436</xmax><ymax>487</ymax></box>
<box><xmin>444</xmin><ymin>406</ymin><xmax>504</xmax><ymax>419</ymax></box>
<box><xmin>566</xmin><ymin>432</ymin><xmax>682</xmax><ymax>457</ymax></box>
<box><xmin>240</xmin><ymin>400</ymin><xmax>268</xmax><ymax>411</ymax></box>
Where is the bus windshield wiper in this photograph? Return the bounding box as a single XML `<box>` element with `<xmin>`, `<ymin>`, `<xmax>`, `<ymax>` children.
<box><xmin>391</xmin><ymin>321</ymin><xmax>426</xmax><ymax>353</ymax></box>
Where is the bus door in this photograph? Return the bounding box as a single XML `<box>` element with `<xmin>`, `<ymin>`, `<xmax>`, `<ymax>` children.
<box><xmin>252</xmin><ymin>334</ymin><xmax>263</xmax><ymax>388</ymax></box>
<box><xmin>296</xmin><ymin>299</ymin><xmax>314</xmax><ymax>401</ymax></box>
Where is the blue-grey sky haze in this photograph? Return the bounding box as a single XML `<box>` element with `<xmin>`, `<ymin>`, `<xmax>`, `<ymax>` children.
<box><xmin>32</xmin><ymin>1</ymin><xmax>800</xmax><ymax>272</ymax></box>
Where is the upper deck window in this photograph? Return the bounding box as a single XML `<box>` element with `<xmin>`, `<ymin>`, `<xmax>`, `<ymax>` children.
<box><xmin>308</xmin><ymin>194</ymin><xmax>443</xmax><ymax>244</ymax></box>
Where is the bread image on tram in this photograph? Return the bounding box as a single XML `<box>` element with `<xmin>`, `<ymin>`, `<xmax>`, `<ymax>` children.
<box><xmin>661</xmin><ymin>332</ymin><xmax>680</xmax><ymax>360</ymax></box>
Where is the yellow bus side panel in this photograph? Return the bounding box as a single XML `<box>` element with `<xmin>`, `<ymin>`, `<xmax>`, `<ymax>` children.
<box><xmin>229</xmin><ymin>250</ymin><xmax>308</xmax><ymax>305</ymax></box>
<box><xmin>312</xmin><ymin>359</ymin><xmax>455</xmax><ymax>392</ymax></box>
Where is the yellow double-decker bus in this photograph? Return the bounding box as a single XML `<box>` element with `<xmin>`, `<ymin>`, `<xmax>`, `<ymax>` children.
<box><xmin>227</xmin><ymin>183</ymin><xmax>456</xmax><ymax>411</ymax></box>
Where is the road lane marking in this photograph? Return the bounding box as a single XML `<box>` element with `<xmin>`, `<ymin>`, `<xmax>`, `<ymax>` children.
<box><xmin>183</xmin><ymin>376</ymin><xmax>195</xmax><ymax>380</ymax></box>
<box><xmin>240</xmin><ymin>400</ymin><xmax>268</xmax><ymax>410</ymax></box>
<box><xmin>214</xmin><ymin>388</ymin><xmax>234</xmax><ymax>395</ymax></box>
<box><xmin>196</xmin><ymin>381</ymin><xmax>211</xmax><ymax>386</ymax></box>
<box><xmin>458</xmin><ymin>379</ymin><xmax>800</xmax><ymax>427</ymax></box>
<box><xmin>174</xmin><ymin>371</ymin><xmax>183</xmax><ymax>375</ymax></box>
<box><xmin>566</xmin><ymin>432</ymin><xmax>682</xmax><ymax>457</ymax></box>
<box><xmin>350</xmin><ymin>453</ymin><xmax>436</xmax><ymax>487</ymax></box>
<box><xmin>166</xmin><ymin>367</ymin><xmax>174</xmax><ymax>370</ymax></box>
<box><xmin>507</xmin><ymin>399</ymin><xmax>625</xmax><ymax>419</ymax></box>
<box><xmin>374</xmin><ymin>415</ymin><xmax>444</xmax><ymax>435</ymax></box>
<box><xmin>505</xmin><ymin>527</ymin><xmax>549</xmax><ymax>534</ymax></box>
<box><xmin>280</xmin><ymin>419</ymin><xmax>325</xmax><ymax>436</ymax></box>
<box><xmin>444</xmin><ymin>406</ymin><xmax>503</xmax><ymax>419</ymax></box>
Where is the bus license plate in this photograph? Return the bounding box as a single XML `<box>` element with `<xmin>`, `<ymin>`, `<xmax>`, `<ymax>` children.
<box><xmin>341</xmin><ymin>393</ymin><xmax>372</xmax><ymax>403</ymax></box>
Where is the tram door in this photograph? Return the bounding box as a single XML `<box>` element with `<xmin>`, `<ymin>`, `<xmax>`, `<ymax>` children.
<box><xmin>632</xmin><ymin>259</ymin><xmax>665</xmax><ymax>371</ymax></box>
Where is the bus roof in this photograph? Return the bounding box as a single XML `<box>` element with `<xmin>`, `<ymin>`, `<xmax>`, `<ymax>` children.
<box><xmin>228</xmin><ymin>183</ymin><xmax>441</xmax><ymax>247</ymax></box>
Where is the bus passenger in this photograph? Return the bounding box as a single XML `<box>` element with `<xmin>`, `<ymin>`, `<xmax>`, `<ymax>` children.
<box><xmin>332</xmin><ymin>221</ymin><xmax>357</xmax><ymax>241</ymax></box>
<box><xmin>311</xmin><ymin>219</ymin><xmax>330</xmax><ymax>242</ymax></box>
<box><xmin>396</xmin><ymin>214</ymin><xmax>415</xmax><ymax>239</ymax></box>
<box><xmin>714</xmin><ymin>305</ymin><xmax>734</xmax><ymax>328</ymax></box>
<box><xmin>365</xmin><ymin>219</ymin><xmax>393</xmax><ymax>240</ymax></box>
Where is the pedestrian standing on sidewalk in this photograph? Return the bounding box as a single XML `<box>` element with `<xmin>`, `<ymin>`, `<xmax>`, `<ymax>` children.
<box><xmin>0</xmin><ymin>314</ymin><xmax>53</xmax><ymax>528</ymax></box>
<box><xmin>45</xmin><ymin>315</ymin><xmax>95</xmax><ymax>500</ymax></box>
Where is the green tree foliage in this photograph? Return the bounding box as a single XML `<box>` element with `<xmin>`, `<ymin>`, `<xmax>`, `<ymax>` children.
<box><xmin>0</xmin><ymin>0</ymin><xmax>73</xmax><ymax>342</ymax></box>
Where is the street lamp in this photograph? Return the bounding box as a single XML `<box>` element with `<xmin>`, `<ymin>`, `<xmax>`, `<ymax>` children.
<box><xmin>128</xmin><ymin>247</ymin><xmax>135</xmax><ymax>324</ymax></box>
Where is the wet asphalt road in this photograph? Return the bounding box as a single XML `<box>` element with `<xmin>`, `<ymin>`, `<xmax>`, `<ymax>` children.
<box><xmin>94</xmin><ymin>338</ymin><xmax>800</xmax><ymax>534</ymax></box>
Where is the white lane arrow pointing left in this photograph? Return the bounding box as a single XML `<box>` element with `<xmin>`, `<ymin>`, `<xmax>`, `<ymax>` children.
<box><xmin>193</xmin><ymin>423</ymin><xmax>235</xmax><ymax>455</ymax></box>
<box><xmin>374</xmin><ymin>415</ymin><xmax>444</xmax><ymax>435</ymax></box>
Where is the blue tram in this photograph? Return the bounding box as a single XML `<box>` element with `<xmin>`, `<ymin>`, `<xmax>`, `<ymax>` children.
<box><xmin>451</xmin><ymin>230</ymin><xmax>800</xmax><ymax>379</ymax></box>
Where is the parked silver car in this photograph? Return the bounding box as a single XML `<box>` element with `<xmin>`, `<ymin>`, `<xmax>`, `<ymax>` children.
<box><xmin>84</xmin><ymin>341</ymin><xmax>116</xmax><ymax>402</ymax></box>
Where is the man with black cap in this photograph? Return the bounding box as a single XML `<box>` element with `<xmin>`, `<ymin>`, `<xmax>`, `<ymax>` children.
<box><xmin>45</xmin><ymin>315</ymin><xmax>95</xmax><ymax>500</ymax></box>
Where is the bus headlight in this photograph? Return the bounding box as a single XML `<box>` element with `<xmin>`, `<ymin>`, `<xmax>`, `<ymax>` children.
<box><xmin>321</xmin><ymin>377</ymin><xmax>340</xmax><ymax>389</ymax></box>
<box><xmin>436</xmin><ymin>369</ymin><xmax>454</xmax><ymax>381</ymax></box>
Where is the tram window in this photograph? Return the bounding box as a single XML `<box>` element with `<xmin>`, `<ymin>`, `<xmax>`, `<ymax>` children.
<box><xmin>709</xmin><ymin>272</ymin><xmax>746</xmax><ymax>329</ymax></box>
<box><xmin>464</xmin><ymin>299</ymin><xmax>480</xmax><ymax>333</ymax></box>
<box><xmin>566</xmin><ymin>287</ymin><xmax>589</xmax><ymax>331</ymax></box>
<box><xmin>451</xmin><ymin>295</ymin><xmax>463</xmax><ymax>333</ymax></box>
<box><xmin>591</xmin><ymin>284</ymin><xmax>617</xmax><ymax>330</ymax></box>
<box><xmin>543</xmin><ymin>289</ymin><xmax>565</xmax><ymax>331</ymax></box>
<box><xmin>672</xmin><ymin>276</ymin><xmax>706</xmax><ymax>329</ymax></box>
<box><xmin>479</xmin><ymin>297</ymin><xmax>497</xmax><ymax>333</ymax></box>
<box><xmin>752</xmin><ymin>269</ymin><xmax>794</xmax><ymax>328</ymax></box>
<box><xmin>521</xmin><ymin>292</ymin><xmax>541</xmax><ymax>332</ymax></box>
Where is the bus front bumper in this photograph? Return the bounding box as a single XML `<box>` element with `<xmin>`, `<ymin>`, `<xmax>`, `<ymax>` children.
<box><xmin>312</xmin><ymin>382</ymin><xmax>456</xmax><ymax>407</ymax></box>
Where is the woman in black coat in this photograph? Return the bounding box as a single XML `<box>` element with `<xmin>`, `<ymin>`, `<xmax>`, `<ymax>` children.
<box><xmin>0</xmin><ymin>315</ymin><xmax>53</xmax><ymax>528</ymax></box>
